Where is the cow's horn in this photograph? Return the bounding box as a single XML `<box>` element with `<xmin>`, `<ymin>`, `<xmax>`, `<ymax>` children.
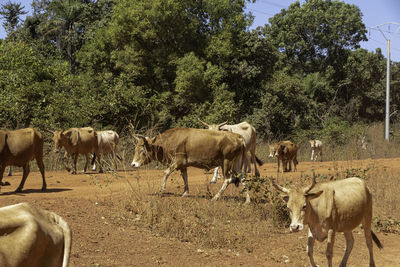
<box><xmin>217</xmin><ymin>121</ymin><xmax>228</xmax><ymax>128</ymax></box>
<box><xmin>304</xmin><ymin>173</ymin><xmax>317</xmax><ymax>194</ymax></box>
<box><xmin>133</xmin><ymin>134</ymin><xmax>146</xmax><ymax>141</ymax></box>
<box><xmin>271</xmin><ymin>178</ymin><xmax>289</xmax><ymax>193</ymax></box>
<box><xmin>44</xmin><ymin>129</ymin><xmax>54</xmax><ymax>134</ymax></box>
<box><xmin>197</xmin><ymin>118</ymin><xmax>209</xmax><ymax>128</ymax></box>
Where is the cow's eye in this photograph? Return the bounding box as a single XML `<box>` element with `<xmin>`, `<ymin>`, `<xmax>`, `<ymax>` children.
<box><xmin>302</xmin><ymin>203</ymin><xmax>307</xmax><ymax>210</ymax></box>
<box><xmin>140</xmin><ymin>148</ymin><xmax>147</xmax><ymax>155</ymax></box>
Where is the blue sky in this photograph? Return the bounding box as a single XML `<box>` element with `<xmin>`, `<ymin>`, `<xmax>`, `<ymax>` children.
<box><xmin>1</xmin><ymin>0</ymin><xmax>400</xmax><ymax>61</ymax></box>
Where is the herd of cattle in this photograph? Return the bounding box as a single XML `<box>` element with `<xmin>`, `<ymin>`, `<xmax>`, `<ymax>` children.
<box><xmin>0</xmin><ymin>122</ymin><xmax>382</xmax><ymax>266</ymax></box>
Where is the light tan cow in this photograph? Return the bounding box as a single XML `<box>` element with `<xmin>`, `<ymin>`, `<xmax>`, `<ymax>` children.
<box><xmin>50</xmin><ymin>127</ymin><xmax>100</xmax><ymax>174</ymax></box>
<box><xmin>91</xmin><ymin>130</ymin><xmax>120</xmax><ymax>172</ymax></box>
<box><xmin>269</xmin><ymin>141</ymin><xmax>298</xmax><ymax>173</ymax></box>
<box><xmin>198</xmin><ymin>120</ymin><xmax>263</xmax><ymax>183</ymax></box>
<box><xmin>0</xmin><ymin>202</ymin><xmax>71</xmax><ymax>267</ymax></box>
<box><xmin>0</xmin><ymin>128</ymin><xmax>46</xmax><ymax>192</ymax></box>
<box><xmin>271</xmin><ymin>176</ymin><xmax>383</xmax><ymax>267</ymax></box>
<box><xmin>310</xmin><ymin>139</ymin><xmax>322</xmax><ymax>161</ymax></box>
<box><xmin>131</xmin><ymin>127</ymin><xmax>249</xmax><ymax>202</ymax></box>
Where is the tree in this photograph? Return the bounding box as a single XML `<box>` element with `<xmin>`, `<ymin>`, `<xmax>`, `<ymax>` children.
<box><xmin>0</xmin><ymin>1</ymin><xmax>27</xmax><ymax>34</ymax></box>
<box><xmin>267</xmin><ymin>0</ymin><xmax>367</xmax><ymax>76</ymax></box>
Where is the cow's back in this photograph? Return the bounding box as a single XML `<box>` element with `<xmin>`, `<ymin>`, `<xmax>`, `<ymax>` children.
<box><xmin>97</xmin><ymin>130</ymin><xmax>119</xmax><ymax>154</ymax></box>
<box><xmin>0</xmin><ymin>128</ymin><xmax>43</xmax><ymax>166</ymax></box>
<box><xmin>154</xmin><ymin>128</ymin><xmax>243</xmax><ymax>168</ymax></box>
<box><xmin>0</xmin><ymin>203</ymin><xmax>66</xmax><ymax>267</ymax></box>
<box><xmin>309</xmin><ymin>177</ymin><xmax>371</xmax><ymax>232</ymax></box>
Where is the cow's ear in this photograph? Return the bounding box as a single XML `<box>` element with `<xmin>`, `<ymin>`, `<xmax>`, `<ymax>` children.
<box><xmin>282</xmin><ymin>195</ymin><xmax>289</xmax><ymax>203</ymax></box>
<box><xmin>305</xmin><ymin>190</ymin><xmax>323</xmax><ymax>201</ymax></box>
<box><xmin>0</xmin><ymin>131</ymin><xmax>7</xmax><ymax>152</ymax></box>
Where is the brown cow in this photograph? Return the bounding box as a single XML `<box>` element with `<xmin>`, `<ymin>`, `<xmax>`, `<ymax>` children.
<box><xmin>269</xmin><ymin>141</ymin><xmax>298</xmax><ymax>173</ymax></box>
<box><xmin>0</xmin><ymin>202</ymin><xmax>72</xmax><ymax>267</ymax></box>
<box><xmin>198</xmin><ymin>120</ymin><xmax>263</xmax><ymax>181</ymax></box>
<box><xmin>51</xmin><ymin>127</ymin><xmax>100</xmax><ymax>174</ymax></box>
<box><xmin>131</xmin><ymin>128</ymin><xmax>249</xmax><ymax>202</ymax></box>
<box><xmin>272</xmin><ymin>176</ymin><xmax>383</xmax><ymax>267</ymax></box>
<box><xmin>0</xmin><ymin>128</ymin><xmax>46</xmax><ymax>192</ymax></box>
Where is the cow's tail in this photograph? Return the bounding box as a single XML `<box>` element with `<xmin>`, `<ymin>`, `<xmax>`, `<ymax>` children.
<box><xmin>52</xmin><ymin>212</ymin><xmax>72</xmax><ymax>267</ymax></box>
<box><xmin>371</xmin><ymin>230</ymin><xmax>383</xmax><ymax>249</ymax></box>
<box><xmin>255</xmin><ymin>155</ymin><xmax>263</xmax><ymax>166</ymax></box>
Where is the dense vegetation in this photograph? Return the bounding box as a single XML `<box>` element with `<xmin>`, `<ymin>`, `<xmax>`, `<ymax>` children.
<box><xmin>1</xmin><ymin>0</ymin><xmax>399</xmax><ymax>141</ymax></box>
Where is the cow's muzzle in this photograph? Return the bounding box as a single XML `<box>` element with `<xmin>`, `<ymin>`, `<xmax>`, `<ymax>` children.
<box><xmin>289</xmin><ymin>223</ymin><xmax>304</xmax><ymax>232</ymax></box>
<box><xmin>131</xmin><ymin>161</ymin><xmax>141</xmax><ymax>168</ymax></box>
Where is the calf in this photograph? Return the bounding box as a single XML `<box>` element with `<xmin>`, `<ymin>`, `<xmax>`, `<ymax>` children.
<box><xmin>272</xmin><ymin>176</ymin><xmax>383</xmax><ymax>267</ymax></box>
<box><xmin>269</xmin><ymin>141</ymin><xmax>298</xmax><ymax>173</ymax></box>
<box><xmin>0</xmin><ymin>202</ymin><xmax>72</xmax><ymax>267</ymax></box>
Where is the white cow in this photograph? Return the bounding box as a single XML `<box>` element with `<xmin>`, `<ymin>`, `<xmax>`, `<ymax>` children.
<box><xmin>0</xmin><ymin>202</ymin><xmax>72</xmax><ymax>267</ymax></box>
<box><xmin>272</xmin><ymin>176</ymin><xmax>383</xmax><ymax>267</ymax></box>
<box><xmin>198</xmin><ymin>119</ymin><xmax>263</xmax><ymax>183</ymax></box>
<box><xmin>309</xmin><ymin>139</ymin><xmax>322</xmax><ymax>161</ymax></box>
<box><xmin>91</xmin><ymin>130</ymin><xmax>120</xmax><ymax>172</ymax></box>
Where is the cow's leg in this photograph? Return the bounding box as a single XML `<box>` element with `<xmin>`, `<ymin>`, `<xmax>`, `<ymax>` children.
<box><xmin>340</xmin><ymin>231</ymin><xmax>354</xmax><ymax>267</ymax></box>
<box><xmin>212</xmin><ymin>177</ymin><xmax>232</xmax><ymax>201</ymax></box>
<box><xmin>363</xmin><ymin>219</ymin><xmax>376</xmax><ymax>267</ymax></box>
<box><xmin>240</xmin><ymin>178</ymin><xmax>251</xmax><ymax>203</ymax></box>
<box><xmin>180</xmin><ymin>168</ymin><xmax>189</xmax><ymax>196</ymax></box>
<box><xmin>210</xmin><ymin>167</ymin><xmax>220</xmax><ymax>184</ymax></box>
<box><xmin>307</xmin><ymin>228</ymin><xmax>318</xmax><ymax>267</ymax></box>
<box><xmin>277</xmin><ymin>159</ymin><xmax>280</xmax><ymax>173</ymax></box>
<box><xmin>160</xmin><ymin>164</ymin><xmax>177</xmax><ymax>194</ymax></box>
<box><xmin>15</xmin><ymin>164</ymin><xmax>30</xmax><ymax>192</ymax></box>
<box><xmin>250</xmin><ymin>151</ymin><xmax>260</xmax><ymax>177</ymax></box>
<box><xmin>83</xmin><ymin>154</ymin><xmax>89</xmax><ymax>173</ymax></box>
<box><xmin>97</xmin><ymin>154</ymin><xmax>104</xmax><ymax>173</ymax></box>
<box><xmin>7</xmin><ymin>166</ymin><xmax>12</xmax><ymax>176</ymax></box>
<box><xmin>0</xmin><ymin>165</ymin><xmax>6</xmax><ymax>186</ymax></box>
<box><xmin>72</xmin><ymin>154</ymin><xmax>78</xmax><ymax>175</ymax></box>
<box><xmin>320</xmin><ymin>150</ymin><xmax>323</xmax><ymax>162</ymax></box>
<box><xmin>36</xmin><ymin>158</ymin><xmax>47</xmax><ymax>191</ymax></box>
<box><xmin>325</xmin><ymin>229</ymin><xmax>335</xmax><ymax>267</ymax></box>
<box><xmin>91</xmin><ymin>153</ymin><xmax>97</xmax><ymax>171</ymax></box>
<box><xmin>63</xmin><ymin>151</ymin><xmax>72</xmax><ymax>172</ymax></box>
<box><xmin>244</xmin><ymin>153</ymin><xmax>251</xmax><ymax>173</ymax></box>
<box><xmin>311</xmin><ymin>149</ymin><xmax>314</xmax><ymax>161</ymax></box>
<box><xmin>212</xmin><ymin>159</ymin><xmax>233</xmax><ymax>201</ymax></box>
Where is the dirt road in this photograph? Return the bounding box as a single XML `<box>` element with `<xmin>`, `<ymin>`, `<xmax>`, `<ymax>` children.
<box><xmin>0</xmin><ymin>158</ymin><xmax>399</xmax><ymax>266</ymax></box>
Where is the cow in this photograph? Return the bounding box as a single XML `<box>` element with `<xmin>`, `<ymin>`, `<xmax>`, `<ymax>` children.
<box><xmin>0</xmin><ymin>128</ymin><xmax>46</xmax><ymax>192</ymax></box>
<box><xmin>198</xmin><ymin>119</ymin><xmax>263</xmax><ymax>183</ymax></box>
<box><xmin>0</xmin><ymin>202</ymin><xmax>71</xmax><ymax>267</ymax></box>
<box><xmin>310</xmin><ymin>139</ymin><xmax>323</xmax><ymax>161</ymax></box>
<box><xmin>271</xmin><ymin>176</ymin><xmax>383</xmax><ymax>267</ymax></box>
<box><xmin>50</xmin><ymin>127</ymin><xmax>100</xmax><ymax>174</ymax></box>
<box><xmin>269</xmin><ymin>141</ymin><xmax>298</xmax><ymax>173</ymax></box>
<box><xmin>130</xmin><ymin>127</ymin><xmax>250</xmax><ymax>202</ymax></box>
<box><xmin>91</xmin><ymin>130</ymin><xmax>120</xmax><ymax>172</ymax></box>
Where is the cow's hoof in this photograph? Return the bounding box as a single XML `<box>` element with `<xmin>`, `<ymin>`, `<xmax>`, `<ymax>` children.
<box><xmin>210</xmin><ymin>181</ymin><xmax>216</xmax><ymax>184</ymax></box>
<box><xmin>72</xmin><ymin>171</ymin><xmax>77</xmax><ymax>175</ymax></box>
<box><xmin>41</xmin><ymin>187</ymin><xmax>47</xmax><ymax>191</ymax></box>
<box><xmin>99</xmin><ymin>170</ymin><xmax>104</xmax><ymax>174</ymax></box>
<box><xmin>182</xmin><ymin>192</ymin><xmax>189</xmax><ymax>197</ymax></box>
<box><xmin>15</xmin><ymin>188</ymin><xmax>22</xmax><ymax>193</ymax></box>
<box><xmin>1</xmin><ymin>181</ymin><xmax>10</xmax><ymax>186</ymax></box>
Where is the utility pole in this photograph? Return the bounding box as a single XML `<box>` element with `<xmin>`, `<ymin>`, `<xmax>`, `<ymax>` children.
<box><xmin>370</xmin><ymin>22</ymin><xmax>400</xmax><ymax>141</ymax></box>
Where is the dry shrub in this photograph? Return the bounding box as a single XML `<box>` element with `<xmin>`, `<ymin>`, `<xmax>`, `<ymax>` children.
<box><xmin>118</xmin><ymin>194</ymin><xmax>273</xmax><ymax>252</ymax></box>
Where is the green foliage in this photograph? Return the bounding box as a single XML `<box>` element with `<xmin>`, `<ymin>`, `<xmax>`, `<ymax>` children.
<box><xmin>1</xmin><ymin>0</ymin><xmax>399</xmax><ymax>140</ymax></box>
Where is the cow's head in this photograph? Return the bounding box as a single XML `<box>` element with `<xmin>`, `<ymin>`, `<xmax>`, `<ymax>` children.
<box><xmin>198</xmin><ymin>118</ymin><xmax>227</xmax><ymax>131</ymax></box>
<box><xmin>268</xmin><ymin>145</ymin><xmax>277</xmax><ymax>157</ymax></box>
<box><xmin>131</xmin><ymin>135</ymin><xmax>155</xmax><ymax>168</ymax></box>
<box><xmin>271</xmin><ymin>176</ymin><xmax>323</xmax><ymax>232</ymax></box>
<box><xmin>51</xmin><ymin>130</ymin><xmax>69</xmax><ymax>152</ymax></box>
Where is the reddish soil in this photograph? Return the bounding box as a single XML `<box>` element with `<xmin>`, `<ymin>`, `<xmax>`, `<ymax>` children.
<box><xmin>1</xmin><ymin>158</ymin><xmax>400</xmax><ymax>266</ymax></box>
